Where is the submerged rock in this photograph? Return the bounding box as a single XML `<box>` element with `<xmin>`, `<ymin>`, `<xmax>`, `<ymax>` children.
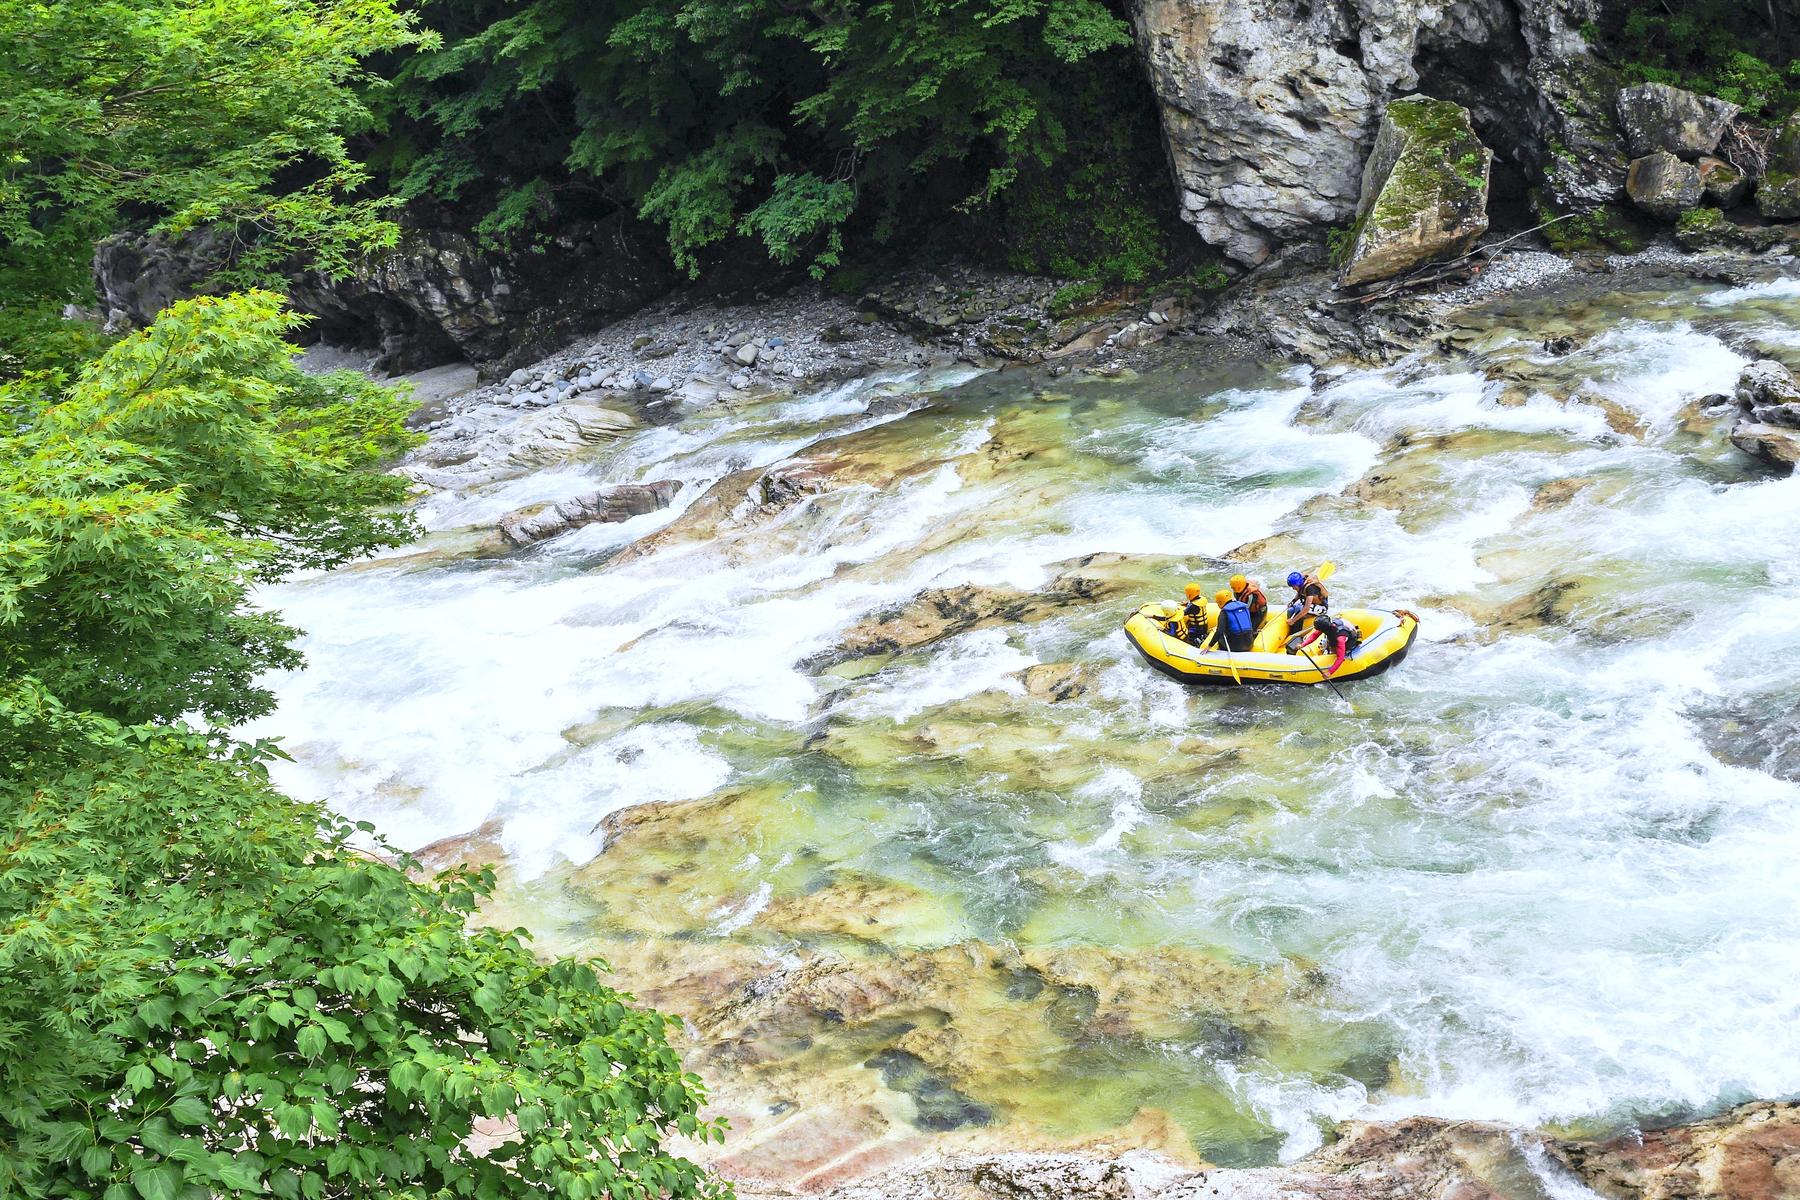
<box><xmin>1616</xmin><ymin>81</ymin><xmax>1738</xmax><ymax>159</ymax></box>
<box><xmin>1339</xmin><ymin>97</ymin><xmax>1491</xmax><ymax>288</ymax></box>
<box><xmin>495</xmin><ymin>479</ymin><xmax>680</xmax><ymax>546</ymax></box>
<box><xmin>1626</xmin><ymin>151</ymin><xmax>1704</xmax><ymax>221</ymax></box>
<box><xmin>821</xmin><ymin>552</ymin><xmax>1164</xmax><ymax>667</ymax></box>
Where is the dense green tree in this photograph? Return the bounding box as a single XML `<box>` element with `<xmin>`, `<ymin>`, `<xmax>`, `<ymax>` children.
<box><xmin>378</xmin><ymin>0</ymin><xmax>1136</xmax><ymax>274</ymax></box>
<box><xmin>0</xmin><ymin>293</ymin><xmax>418</xmax><ymax>726</ymax></box>
<box><xmin>1604</xmin><ymin>0</ymin><xmax>1800</xmax><ymax>119</ymax></box>
<box><xmin>0</xmin><ymin>294</ymin><xmax>727</xmax><ymax>1197</ymax></box>
<box><xmin>0</xmin><ymin>0</ymin><xmax>428</xmax><ymax>293</ymax></box>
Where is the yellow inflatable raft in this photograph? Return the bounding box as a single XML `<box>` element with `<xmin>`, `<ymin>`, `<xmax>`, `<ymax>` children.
<box><xmin>1123</xmin><ymin>604</ymin><xmax>1419</xmax><ymax>686</ymax></box>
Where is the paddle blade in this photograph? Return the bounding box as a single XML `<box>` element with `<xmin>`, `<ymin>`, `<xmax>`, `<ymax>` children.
<box><xmin>1317</xmin><ymin>561</ymin><xmax>1336</xmax><ymax>581</ymax></box>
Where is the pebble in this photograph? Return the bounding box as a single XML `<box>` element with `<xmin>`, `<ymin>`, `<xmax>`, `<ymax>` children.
<box><xmin>729</xmin><ymin>373</ymin><xmax>751</xmax><ymax>390</ymax></box>
<box><xmin>650</xmin><ymin>376</ymin><xmax>674</xmax><ymax>392</ymax></box>
<box><xmin>506</xmin><ymin>368</ymin><xmax>530</xmax><ymax>387</ymax></box>
<box><xmin>734</xmin><ymin>343</ymin><xmax>760</xmax><ymax>366</ymax></box>
<box><xmin>631</xmin><ymin>369</ymin><xmax>654</xmax><ymax>388</ymax></box>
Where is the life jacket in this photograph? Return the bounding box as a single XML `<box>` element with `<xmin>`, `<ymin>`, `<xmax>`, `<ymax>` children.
<box><xmin>1317</xmin><ymin>614</ymin><xmax>1360</xmax><ymax>651</ymax></box>
<box><xmin>1221</xmin><ymin>600</ymin><xmax>1254</xmax><ymax>637</ymax></box>
<box><xmin>1286</xmin><ymin>576</ymin><xmax>1328</xmax><ymax>622</ymax></box>
<box><xmin>1168</xmin><ymin>599</ymin><xmax>1208</xmax><ymax>642</ymax></box>
<box><xmin>1234</xmin><ymin>581</ymin><xmax>1269</xmax><ymax>625</ymax></box>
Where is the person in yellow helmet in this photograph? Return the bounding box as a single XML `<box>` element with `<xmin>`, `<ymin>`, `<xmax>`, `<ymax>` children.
<box><xmin>1165</xmin><ymin>582</ymin><xmax>1212</xmax><ymax>645</ymax></box>
<box><xmin>1216</xmin><ymin>587</ymin><xmax>1256</xmax><ymax>652</ymax></box>
<box><xmin>1228</xmin><ymin>573</ymin><xmax>1269</xmax><ymax>629</ymax></box>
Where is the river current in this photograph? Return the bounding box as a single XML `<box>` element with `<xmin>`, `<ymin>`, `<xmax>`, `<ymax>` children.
<box><xmin>255</xmin><ymin>275</ymin><xmax>1800</xmax><ymax>1171</ymax></box>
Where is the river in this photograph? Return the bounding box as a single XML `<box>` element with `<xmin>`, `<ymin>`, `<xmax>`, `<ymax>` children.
<box><xmin>253</xmin><ymin>273</ymin><xmax>1800</xmax><ymax>1179</ymax></box>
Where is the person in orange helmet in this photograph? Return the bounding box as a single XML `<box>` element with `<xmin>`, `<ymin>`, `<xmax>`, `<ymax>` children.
<box><xmin>1228</xmin><ymin>573</ymin><xmax>1268</xmax><ymax>629</ymax></box>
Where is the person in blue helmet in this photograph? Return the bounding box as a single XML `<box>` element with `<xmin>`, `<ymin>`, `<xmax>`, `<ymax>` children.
<box><xmin>1284</xmin><ymin>569</ymin><xmax>1329</xmax><ymax>632</ymax></box>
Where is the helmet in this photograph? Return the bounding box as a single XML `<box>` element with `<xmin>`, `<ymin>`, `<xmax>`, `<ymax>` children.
<box><xmin>1229</xmin><ymin>573</ymin><xmax>1248</xmax><ymax>592</ymax></box>
<box><xmin>1214</xmin><ymin>589</ymin><xmax>1232</xmax><ymax>605</ymax></box>
<box><xmin>1287</xmin><ymin>571</ymin><xmax>1305</xmax><ymax>588</ymax></box>
<box><xmin>1184</xmin><ymin>583</ymin><xmax>1202</xmax><ymax>600</ymax></box>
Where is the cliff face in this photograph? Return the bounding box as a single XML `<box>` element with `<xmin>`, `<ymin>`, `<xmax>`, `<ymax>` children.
<box><xmin>1125</xmin><ymin>0</ymin><xmax>1629</xmax><ymax>265</ymax></box>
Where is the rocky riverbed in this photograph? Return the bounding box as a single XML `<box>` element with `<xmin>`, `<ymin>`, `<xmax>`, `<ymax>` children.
<box><xmin>270</xmin><ymin>246</ymin><xmax>1800</xmax><ymax>1197</ymax></box>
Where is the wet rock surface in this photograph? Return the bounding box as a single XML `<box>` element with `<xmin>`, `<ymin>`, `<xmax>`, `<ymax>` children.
<box><xmin>1726</xmin><ymin>359</ymin><xmax>1800</xmax><ymax>472</ymax></box>
<box><xmin>496</xmin><ymin>480</ymin><xmax>681</xmax><ymax>546</ymax></box>
<box><xmin>727</xmin><ymin>1102</ymin><xmax>1800</xmax><ymax>1200</ymax></box>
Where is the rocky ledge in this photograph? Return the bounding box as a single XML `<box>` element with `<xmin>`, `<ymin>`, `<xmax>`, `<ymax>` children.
<box><xmin>735</xmin><ymin>1101</ymin><xmax>1800</xmax><ymax>1200</ymax></box>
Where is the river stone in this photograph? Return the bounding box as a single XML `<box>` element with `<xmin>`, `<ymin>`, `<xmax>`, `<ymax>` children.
<box><xmin>1625</xmin><ymin>152</ymin><xmax>1704</xmax><ymax>221</ymax></box>
<box><xmin>1616</xmin><ymin>81</ymin><xmax>1738</xmax><ymax>159</ymax></box>
<box><xmin>1757</xmin><ymin>116</ymin><xmax>1800</xmax><ymax>219</ymax></box>
<box><xmin>1697</xmin><ymin>156</ymin><xmax>1751</xmax><ymax>208</ymax></box>
<box><xmin>495</xmin><ymin>480</ymin><xmax>680</xmax><ymax>546</ymax></box>
<box><xmin>1730</xmin><ymin>422</ymin><xmax>1800</xmax><ymax>472</ymax></box>
<box><xmin>1735</xmin><ymin>359</ymin><xmax>1800</xmax><ymax>427</ymax></box>
<box><xmin>1339</xmin><ymin>97</ymin><xmax>1492</xmax><ymax>288</ymax></box>
<box><xmin>735</xmin><ymin>343</ymin><xmax>760</xmax><ymax>366</ymax></box>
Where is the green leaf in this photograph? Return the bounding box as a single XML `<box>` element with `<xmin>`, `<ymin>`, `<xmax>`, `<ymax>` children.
<box><xmin>132</xmin><ymin>1165</ymin><xmax>181</xmax><ymax>1200</ymax></box>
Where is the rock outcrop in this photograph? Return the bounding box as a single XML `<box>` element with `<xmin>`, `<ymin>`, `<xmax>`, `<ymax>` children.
<box><xmin>94</xmin><ymin>210</ymin><xmax>676</xmax><ymax>374</ymax></box>
<box><xmin>495</xmin><ymin>480</ymin><xmax>681</xmax><ymax>547</ymax></box>
<box><xmin>1616</xmin><ymin>81</ymin><xmax>1739</xmax><ymax>159</ymax></box>
<box><xmin>1626</xmin><ymin>150</ymin><xmax>1706</xmax><ymax>221</ymax></box>
<box><xmin>1339</xmin><ymin>97</ymin><xmax>1491</xmax><ymax>287</ymax></box>
<box><xmin>1125</xmin><ymin>0</ymin><xmax>1626</xmax><ymax>265</ymax></box>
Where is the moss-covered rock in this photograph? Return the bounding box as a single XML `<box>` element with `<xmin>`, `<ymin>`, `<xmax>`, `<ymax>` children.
<box><xmin>1340</xmin><ymin>97</ymin><xmax>1491</xmax><ymax>289</ymax></box>
<box><xmin>1758</xmin><ymin>117</ymin><xmax>1800</xmax><ymax>220</ymax></box>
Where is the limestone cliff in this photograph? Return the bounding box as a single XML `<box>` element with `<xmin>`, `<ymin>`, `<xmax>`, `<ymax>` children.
<box><xmin>1125</xmin><ymin>0</ymin><xmax>1629</xmax><ymax>266</ymax></box>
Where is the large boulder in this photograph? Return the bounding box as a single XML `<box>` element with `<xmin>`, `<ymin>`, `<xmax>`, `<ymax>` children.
<box><xmin>1124</xmin><ymin>0</ymin><xmax>1626</xmax><ymax>265</ymax></box>
<box><xmin>1616</xmin><ymin>81</ymin><xmax>1739</xmax><ymax>158</ymax></box>
<box><xmin>1735</xmin><ymin>359</ymin><xmax>1800</xmax><ymax>426</ymax></box>
<box><xmin>1625</xmin><ymin>151</ymin><xmax>1704</xmax><ymax>220</ymax></box>
<box><xmin>1339</xmin><ymin>97</ymin><xmax>1491</xmax><ymax>288</ymax></box>
<box><xmin>1757</xmin><ymin>115</ymin><xmax>1800</xmax><ymax>219</ymax></box>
